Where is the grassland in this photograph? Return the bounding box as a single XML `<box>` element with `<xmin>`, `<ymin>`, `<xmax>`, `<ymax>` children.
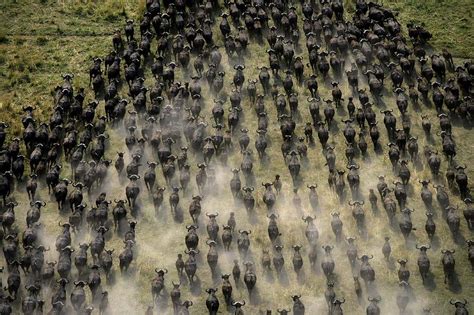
<box><xmin>0</xmin><ymin>0</ymin><xmax>473</xmax><ymax>314</ymax></box>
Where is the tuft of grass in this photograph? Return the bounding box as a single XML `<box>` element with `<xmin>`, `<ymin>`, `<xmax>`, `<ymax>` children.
<box><xmin>14</xmin><ymin>37</ymin><xmax>25</xmax><ymax>45</ymax></box>
<box><xmin>0</xmin><ymin>31</ymin><xmax>8</xmax><ymax>43</ymax></box>
<box><xmin>35</xmin><ymin>36</ymin><xmax>48</xmax><ymax>46</ymax></box>
<box><xmin>55</xmin><ymin>25</ymin><xmax>64</xmax><ymax>35</ymax></box>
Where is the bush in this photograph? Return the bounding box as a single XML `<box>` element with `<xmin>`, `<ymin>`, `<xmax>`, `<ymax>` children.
<box><xmin>14</xmin><ymin>38</ymin><xmax>25</xmax><ymax>45</ymax></box>
<box><xmin>56</xmin><ymin>26</ymin><xmax>64</xmax><ymax>35</ymax></box>
<box><xmin>36</xmin><ymin>37</ymin><xmax>48</xmax><ymax>46</ymax></box>
<box><xmin>0</xmin><ymin>32</ymin><xmax>8</xmax><ymax>44</ymax></box>
<box><xmin>18</xmin><ymin>73</ymin><xmax>31</xmax><ymax>84</ymax></box>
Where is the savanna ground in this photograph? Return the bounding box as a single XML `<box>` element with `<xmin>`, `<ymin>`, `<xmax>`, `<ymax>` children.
<box><xmin>0</xmin><ymin>0</ymin><xmax>473</xmax><ymax>314</ymax></box>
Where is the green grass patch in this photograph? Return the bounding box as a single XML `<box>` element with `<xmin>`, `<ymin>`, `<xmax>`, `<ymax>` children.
<box><xmin>383</xmin><ymin>0</ymin><xmax>474</xmax><ymax>58</ymax></box>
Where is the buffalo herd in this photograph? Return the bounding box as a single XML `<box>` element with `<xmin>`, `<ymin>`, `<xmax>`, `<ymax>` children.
<box><xmin>0</xmin><ymin>0</ymin><xmax>473</xmax><ymax>314</ymax></box>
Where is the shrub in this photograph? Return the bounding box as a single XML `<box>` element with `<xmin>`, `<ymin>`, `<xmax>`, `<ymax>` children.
<box><xmin>36</xmin><ymin>37</ymin><xmax>48</xmax><ymax>46</ymax></box>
